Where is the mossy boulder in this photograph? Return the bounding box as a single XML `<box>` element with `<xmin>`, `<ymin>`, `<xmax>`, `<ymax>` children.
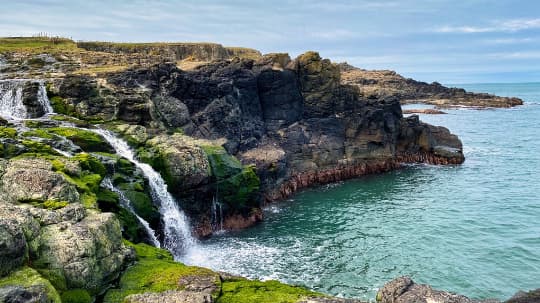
<box><xmin>29</xmin><ymin>211</ymin><xmax>131</xmax><ymax>293</ymax></box>
<box><xmin>202</xmin><ymin>145</ymin><xmax>260</xmax><ymax>209</ymax></box>
<box><xmin>123</xmin><ymin>190</ymin><xmax>160</xmax><ymax>228</ymax></box>
<box><xmin>104</xmin><ymin>242</ymin><xmax>221</xmax><ymax>303</ymax></box>
<box><xmin>0</xmin><ymin>157</ymin><xmax>80</xmax><ymax>205</ymax></box>
<box><xmin>47</xmin><ymin>127</ymin><xmax>113</xmax><ymax>153</ymax></box>
<box><xmin>140</xmin><ymin>134</ymin><xmax>211</xmax><ymax>194</ymax></box>
<box><xmin>110</xmin><ymin>123</ymin><xmax>149</xmax><ymax>146</ymax></box>
<box><xmin>0</xmin><ymin>267</ymin><xmax>61</xmax><ymax>303</ymax></box>
<box><xmin>0</xmin><ymin>217</ymin><xmax>27</xmax><ymax>277</ymax></box>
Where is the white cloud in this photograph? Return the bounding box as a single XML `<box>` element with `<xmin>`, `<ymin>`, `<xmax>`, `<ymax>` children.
<box><xmin>483</xmin><ymin>37</ymin><xmax>535</xmax><ymax>44</ymax></box>
<box><xmin>435</xmin><ymin>18</ymin><xmax>540</xmax><ymax>33</ymax></box>
<box><xmin>488</xmin><ymin>51</ymin><xmax>540</xmax><ymax>59</ymax></box>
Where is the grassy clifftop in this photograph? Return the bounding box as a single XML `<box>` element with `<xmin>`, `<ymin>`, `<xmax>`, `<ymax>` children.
<box><xmin>0</xmin><ymin>36</ymin><xmax>262</xmax><ymax>77</ymax></box>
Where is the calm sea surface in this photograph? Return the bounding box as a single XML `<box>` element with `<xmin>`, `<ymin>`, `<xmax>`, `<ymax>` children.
<box><xmin>183</xmin><ymin>83</ymin><xmax>540</xmax><ymax>300</ymax></box>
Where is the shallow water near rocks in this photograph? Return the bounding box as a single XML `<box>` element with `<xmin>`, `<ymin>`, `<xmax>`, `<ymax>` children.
<box><xmin>182</xmin><ymin>83</ymin><xmax>540</xmax><ymax>300</ymax></box>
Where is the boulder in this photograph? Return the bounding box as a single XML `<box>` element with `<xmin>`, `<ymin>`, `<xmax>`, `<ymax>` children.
<box><xmin>0</xmin><ymin>267</ymin><xmax>61</xmax><ymax>303</ymax></box>
<box><xmin>0</xmin><ymin>157</ymin><xmax>79</xmax><ymax>204</ymax></box>
<box><xmin>0</xmin><ymin>218</ymin><xmax>27</xmax><ymax>277</ymax></box>
<box><xmin>505</xmin><ymin>289</ymin><xmax>540</xmax><ymax>303</ymax></box>
<box><xmin>377</xmin><ymin>277</ymin><xmax>496</xmax><ymax>303</ymax></box>
<box><xmin>124</xmin><ymin>290</ymin><xmax>213</xmax><ymax>303</ymax></box>
<box><xmin>29</xmin><ymin>211</ymin><xmax>131</xmax><ymax>292</ymax></box>
<box><xmin>141</xmin><ymin>134</ymin><xmax>211</xmax><ymax>194</ymax></box>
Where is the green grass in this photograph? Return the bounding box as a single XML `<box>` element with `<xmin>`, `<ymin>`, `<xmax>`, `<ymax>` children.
<box><xmin>0</xmin><ymin>37</ymin><xmax>76</xmax><ymax>54</ymax></box>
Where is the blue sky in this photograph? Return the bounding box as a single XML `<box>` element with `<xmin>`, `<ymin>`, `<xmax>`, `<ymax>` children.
<box><xmin>1</xmin><ymin>0</ymin><xmax>540</xmax><ymax>83</ymax></box>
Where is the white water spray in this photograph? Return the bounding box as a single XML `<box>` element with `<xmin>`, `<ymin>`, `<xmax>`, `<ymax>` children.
<box><xmin>0</xmin><ymin>79</ymin><xmax>53</xmax><ymax>119</ymax></box>
<box><xmin>101</xmin><ymin>177</ymin><xmax>161</xmax><ymax>247</ymax></box>
<box><xmin>93</xmin><ymin>129</ymin><xmax>197</xmax><ymax>257</ymax></box>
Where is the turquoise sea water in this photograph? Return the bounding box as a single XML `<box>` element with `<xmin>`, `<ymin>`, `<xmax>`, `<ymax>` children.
<box><xmin>184</xmin><ymin>83</ymin><xmax>540</xmax><ymax>300</ymax></box>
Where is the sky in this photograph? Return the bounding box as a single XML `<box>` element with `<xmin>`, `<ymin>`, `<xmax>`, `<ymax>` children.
<box><xmin>1</xmin><ymin>0</ymin><xmax>540</xmax><ymax>84</ymax></box>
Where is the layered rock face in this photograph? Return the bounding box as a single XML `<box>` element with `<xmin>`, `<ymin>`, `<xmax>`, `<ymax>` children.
<box><xmin>339</xmin><ymin>63</ymin><xmax>523</xmax><ymax>108</ymax></box>
<box><xmin>47</xmin><ymin>51</ymin><xmax>464</xmax><ymax>234</ymax></box>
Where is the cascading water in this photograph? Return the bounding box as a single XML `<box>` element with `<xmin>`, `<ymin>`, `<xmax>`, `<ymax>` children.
<box><xmin>211</xmin><ymin>195</ymin><xmax>224</xmax><ymax>232</ymax></box>
<box><xmin>92</xmin><ymin>129</ymin><xmax>197</xmax><ymax>257</ymax></box>
<box><xmin>1</xmin><ymin>84</ymin><xmax>196</xmax><ymax>257</ymax></box>
<box><xmin>101</xmin><ymin>177</ymin><xmax>161</xmax><ymax>248</ymax></box>
<box><xmin>0</xmin><ymin>79</ymin><xmax>53</xmax><ymax>119</ymax></box>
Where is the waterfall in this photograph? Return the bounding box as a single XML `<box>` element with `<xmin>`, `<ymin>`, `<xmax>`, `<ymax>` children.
<box><xmin>212</xmin><ymin>195</ymin><xmax>224</xmax><ymax>232</ymax></box>
<box><xmin>36</xmin><ymin>81</ymin><xmax>54</xmax><ymax>114</ymax></box>
<box><xmin>0</xmin><ymin>79</ymin><xmax>53</xmax><ymax>119</ymax></box>
<box><xmin>92</xmin><ymin>129</ymin><xmax>197</xmax><ymax>257</ymax></box>
<box><xmin>0</xmin><ymin>80</ymin><xmax>26</xmax><ymax>118</ymax></box>
<box><xmin>101</xmin><ymin>177</ymin><xmax>161</xmax><ymax>248</ymax></box>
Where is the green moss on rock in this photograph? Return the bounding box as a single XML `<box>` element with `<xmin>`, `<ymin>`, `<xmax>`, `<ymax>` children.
<box><xmin>47</xmin><ymin>127</ymin><xmax>112</xmax><ymax>152</ymax></box>
<box><xmin>202</xmin><ymin>145</ymin><xmax>242</xmax><ymax>179</ymax></box>
<box><xmin>0</xmin><ymin>267</ymin><xmax>61</xmax><ymax>303</ymax></box>
<box><xmin>217</xmin><ymin>279</ymin><xmax>321</xmax><ymax>303</ymax></box>
<box><xmin>42</xmin><ymin>199</ymin><xmax>69</xmax><ymax>210</ymax></box>
<box><xmin>73</xmin><ymin>153</ymin><xmax>106</xmax><ymax>177</ymax></box>
<box><xmin>0</xmin><ymin>127</ymin><xmax>17</xmax><ymax>138</ymax></box>
<box><xmin>104</xmin><ymin>242</ymin><xmax>220</xmax><ymax>303</ymax></box>
<box><xmin>123</xmin><ymin>190</ymin><xmax>160</xmax><ymax>226</ymax></box>
<box><xmin>202</xmin><ymin>145</ymin><xmax>260</xmax><ymax>209</ymax></box>
<box><xmin>60</xmin><ymin>289</ymin><xmax>92</xmax><ymax>303</ymax></box>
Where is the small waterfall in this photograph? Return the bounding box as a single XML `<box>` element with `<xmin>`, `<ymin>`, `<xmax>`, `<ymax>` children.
<box><xmin>0</xmin><ymin>80</ymin><xmax>26</xmax><ymax>118</ymax></box>
<box><xmin>93</xmin><ymin>129</ymin><xmax>196</xmax><ymax>257</ymax></box>
<box><xmin>0</xmin><ymin>79</ymin><xmax>53</xmax><ymax>119</ymax></box>
<box><xmin>211</xmin><ymin>195</ymin><xmax>224</xmax><ymax>232</ymax></box>
<box><xmin>101</xmin><ymin>177</ymin><xmax>161</xmax><ymax>247</ymax></box>
<box><xmin>36</xmin><ymin>81</ymin><xmax>54</xmax><ymax>114</ymax></box>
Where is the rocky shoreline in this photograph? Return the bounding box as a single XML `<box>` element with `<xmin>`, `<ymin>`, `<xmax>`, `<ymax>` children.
<box><xmin>0</xmin><ymin>37</ymin><xmax>533</xmax><ymax>303</ymax></box>
<box><xmin>339</xmin><ymin>63</ymin><xmax>523</xmax><ymax>108</ymax></box>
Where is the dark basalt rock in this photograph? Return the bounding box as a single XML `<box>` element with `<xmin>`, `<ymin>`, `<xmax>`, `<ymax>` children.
<box><xmin>20</xmin><ymin>82</ymin><xmax>46</xmax><ymax>118</ymax></box>
<box><xmin>58</xmin><ymin>51</ymin><xmax>464</xmax><ymax>235</ymax></box>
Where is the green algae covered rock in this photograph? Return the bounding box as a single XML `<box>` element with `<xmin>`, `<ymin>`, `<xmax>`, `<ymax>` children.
<box><xmin>139</xmin><ymin>134</ymin><xmax>211</xmax><ymax>193</ymax></box>
<box><xmin>217</xmin><ymin>279</ymin><xmax>321</xmax><ymax>303</ymax></box>
<box><xmin>30</xmin><ymin>211</ymin><xmax>131</xmax><ymax>293</ymax></box>
<box><xmin>104</xmin><ymin>242</ymin><xmax>221</xmax><ymax>303</ymax></box>
<box><xmin>104</xmin><ymin>242</ymin><xmax>329</xmax><ymax>303</ymax></box>
<box><xmin>202</xmin><ymin>144</ymin><xmax>260</xmax><ymax>209</ymax></box>
<box><xmin>0</xmin><ymin>267</ymin><xmax>61</xmax><ymax>303</ymax></box>
<box><xmin>0</xmin><ymin>157</ymin><xmax>80</xmax><ymax>205</ymax></box>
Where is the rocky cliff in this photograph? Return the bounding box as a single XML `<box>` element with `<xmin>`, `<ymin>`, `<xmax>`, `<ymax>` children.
<box><xmin>2</xmin><ymin>37</ymin><xmax>521</xmax><ymax>303</ymax></box>
<box><xmin>339</xmin><ymin>63</ymin><xmax>523</xmax><ymax>108</ymax></box>
<box><xmin>38</xmin><ymin>51</ymin><xmax>464</xmax><ymax>236</ymax></box>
